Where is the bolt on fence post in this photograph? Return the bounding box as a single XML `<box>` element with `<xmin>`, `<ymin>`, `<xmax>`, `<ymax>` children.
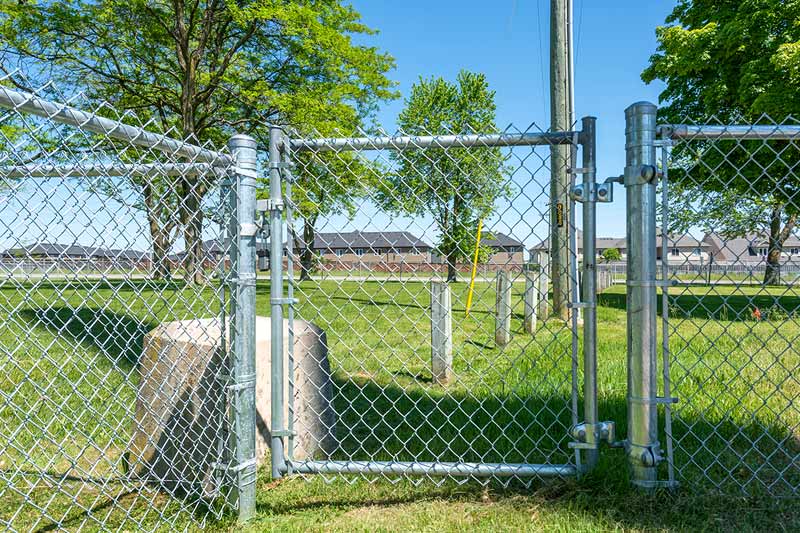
<box><xmin>495</xmin><ymin>271</ymin><xmax>511</xmax><ymax>346</ymax></box>
<box><xmin>430</xmin><ymin>281</ymin><xmax>453</xmax><ymax>385</ymax></box>
<box><xmin>624</xmin><ymin>102</ymin><xmax>661</xmax><ymax>488</ymax></box>
<box><xmin>227</xmin><ymin>134</ymin><xmax>258</xmax><ymax>521</ymax></box>
<box><xmin>580</xmin><ymin>116</ymin><xmax>599</xmax><ymax>470</ymax></box>
<box><xmin>268</xmin><ymin>125</ymin><xmax>287</xmax><ymax>480</ymax></box>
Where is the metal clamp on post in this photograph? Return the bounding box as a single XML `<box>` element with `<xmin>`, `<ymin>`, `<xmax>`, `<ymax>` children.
<box><xmin>569</xmin><ymin>421</ymin><xmax>617</xmax><ymax>450</ymax></box>
<box><xmin>568</xmin><ymin>301</ymin><xmax>596</xmax><ymax>309</ymax></box>
<box><xmin>270</xmin><ymin>297</ymin><xmax>299</xmax><ymax>306</ymax></box>
<box><xmin>256</xmin><ymin>198</ymin><xmax>284</xmax><ymax>213</ymax></box>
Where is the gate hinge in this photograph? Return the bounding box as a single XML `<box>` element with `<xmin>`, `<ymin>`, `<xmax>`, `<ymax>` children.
<box><xmin>569</xmin><ymin>421</ymin><xmax>616</xmax><ymax>450</ymax></box>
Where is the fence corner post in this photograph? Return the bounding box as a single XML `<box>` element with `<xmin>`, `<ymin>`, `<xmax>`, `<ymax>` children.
<box><xmin>495</xmin><ymin>270</ymin><xmax>511</xmax><ymax>346</ymax></box>
<box><xmin>430</xmin><ymin>281</ymin><xmax>453</xmax><ymax>384</ymax></box>
<box><xmin>624</xmin><ymin>101</ymin><xmax>661</xmax><ymax>488</ymax></box>
<box><xmin>227</xmin><ymin>133</ymin><xmax>258</xmax><ymax>522</ymax></box>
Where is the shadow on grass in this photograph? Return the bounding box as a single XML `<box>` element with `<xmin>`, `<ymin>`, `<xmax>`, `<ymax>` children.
<box><xmin>7</xmin><ymin>302</ymin><xmax>800</xmax><ymax>531</ymax></box>
<box><xmin>8</xmin><ymin>305</ymin><xmax>227</xmax><ymax>531</ymax></box>
<box><xmin>598</xmin><ymin>291</ymin><xmax>800</xmax><ymax>322</ymax></box>
<box><xmin>19</xmin><ymin>306</ymin><xmax>156</xmax><ymax>371</ymax></box>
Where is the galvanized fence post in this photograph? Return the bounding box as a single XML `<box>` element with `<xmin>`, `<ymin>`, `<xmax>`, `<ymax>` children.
<box><xmin>580</xmin><ymin>116</ymin><xmax>599</xmax><ymax>470</ymax></box>
<box><xmin>268</xmin><ymin>125</ymin><xmax>288</xmax><ymax>480</ymax></box>
<box><xmin>228</xmin><ymin>134</ymin><xmax>258</xmax><ymax>521</ymax></box>
<box><xmin>624</xmin><ymin>102</ymin><xmax>661</xmax><ymax>488</ymax></box>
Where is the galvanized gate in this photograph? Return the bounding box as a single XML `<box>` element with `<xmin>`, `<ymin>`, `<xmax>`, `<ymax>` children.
<box><xmin>261</xmin><ymin>119</ymin><xmax>607</xmax><ymax>484</ymax></box>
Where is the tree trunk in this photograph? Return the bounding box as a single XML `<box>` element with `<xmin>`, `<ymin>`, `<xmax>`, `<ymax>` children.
<box><xmin>299</xmin><ymin>217</ymin><xmax>317</xmax><ymax>282</ymax></box>
<box><xmin>143</xmin><ymin>183</ymin><xmax>173</xmax><ymax>281</ymax></box>
<box><xmin>446</xmin><ymin>248</ymin><xmax>458</xmax><ymax>283</ymax></box>
<box><xmin>763</xmin><ymin>206</ymin><xmax>798</xmax><ymax>286</ymax></box>
<box><xmin>765</xmin><ymin>205</ymin><xmax>784</xmax><ymax>286</ymax></box>
<box><xmin>182</xmin><ymin>181</ymin><xmax>205</xmax><ymax>285</ymax></box>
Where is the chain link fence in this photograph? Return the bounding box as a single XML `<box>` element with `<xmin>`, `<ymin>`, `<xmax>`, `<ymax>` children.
<box><xmin>0</xmin><ymin>75</ymin><xmax>257</xmax><ymax>530</ymax></box>
<box><xmin>263</xmin><ymin>120</ymin><xmax>602</xmax><ymax>485</ymax></box>
<box><xmin>658</xmin><ymin>117</ymin><xmax>800</xmax><ymax>495</ymax></box>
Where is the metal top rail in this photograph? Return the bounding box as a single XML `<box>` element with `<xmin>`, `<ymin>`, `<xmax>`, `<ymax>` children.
<box><xmin>289</xmin><ymin>130</ymin><xmax>577</xmax><ymax>152</ymax></box>
<box><xmin>0</xmin><ymin>162</ymin><xmax>224</xmax><ymax>179</ymax></box>
<box><xmin>663</xmin><ymin>124</ymin><xmax>800</xmax><ymax>140</ymax></box>
<box><xmin>0</xmin><ymin>86</ymin><xmax>233</xmax><ymax>165</ymax></box>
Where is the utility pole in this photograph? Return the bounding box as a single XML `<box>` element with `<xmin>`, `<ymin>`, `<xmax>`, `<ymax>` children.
<box><xmin>550</xmin><ymin>0</ymin><xmax>573</xmax><ymax>320</ymax></box>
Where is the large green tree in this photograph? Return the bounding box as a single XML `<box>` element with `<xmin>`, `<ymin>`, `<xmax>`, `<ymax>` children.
<box><xmin>378</xmin><ymin>70</ymin><xmax>508</xmax><ymax>282</ymax></box>
<box><xmin>1</xmin><ymin>0</ymin><xmax>395</xmax><ymax>283</ymax></box>
<box><xmin>643</xmin><ymin>0</ymin><xmax>800</xmax><ymax>284</ymax></box>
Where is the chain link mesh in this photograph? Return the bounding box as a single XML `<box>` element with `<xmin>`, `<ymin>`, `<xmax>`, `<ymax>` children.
<box><xmin>660</xmin><ymin>117</ymin><xmax>800</xmax><ymax>496</ymax></box>
<box><xmin>278</xmin><ymin>125</ymin><xmax>583</xmax><ymax>485</ymax></box>
<box><xmin>0</xmin><ymin>73</ymin><xmax>240</xmax><ymax>530</ymax></box>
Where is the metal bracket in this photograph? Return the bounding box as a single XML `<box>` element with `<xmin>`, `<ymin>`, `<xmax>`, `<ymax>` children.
<box><xmin>234</xmin><ymin>167</ymin><xmax>258</xmax><ymax>179</ymax></box>
<box><xmin>569</xmin><ymin>421</ymin><xmax>616</xmax><ymax>450</ymax></box>
<box><xmin>256</xmin><ymin>198</ymin><xmax>284</xmax><ymax>212</ymax></box>
<box><xmin>268</xmin><ymin>161</ymin><xmax>294</xmax><ymax>170</ymax></box>
<box><xmin>568</xmin><ymin>302</ymin><xmax>597</xmax><ymax>309</ymax></box>
<box><xmin>240</xmin><ymin>223</ymin><xmax>259</xmax><ymax>237</ymax></box>
<box><xmin>569</xmin><ymin>167</ymin><xmax>593</xmax><ymax>174</ymax></box>
<box><xmin>271</xmin><ymin>429</ymin><xmax>295</xmax><ymax>438</ymax></box>
<box><xmin>569</xmin><ymin>183</ymin><xmax>596</xmax><ymax>203</ymax></box>
<box><xmin>626</xmin><ymin>441</ymin><xmax>663</xmax><ymax>468</ymax></box>
<box><xmin>271</xmin><ymin>297</ymin><xmax>299</xmax><ymax>306</ymax></box>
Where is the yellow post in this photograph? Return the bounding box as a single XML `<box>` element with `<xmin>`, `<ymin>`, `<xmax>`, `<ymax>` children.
<box><xmin>465</xmin><ymin>219</ymin><xmax>483</xmax><ymax>318</ymax></box>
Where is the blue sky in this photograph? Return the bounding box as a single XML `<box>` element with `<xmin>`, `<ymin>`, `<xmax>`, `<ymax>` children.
<box><xmin>347</xmin><ymin>0</ymin><xmax>676</xmax><ymax>240</ymax></box>
<box><xmin>2</xmin><ymin>1</ymin><xmax>678</xmax><ymax>253</ymax></box>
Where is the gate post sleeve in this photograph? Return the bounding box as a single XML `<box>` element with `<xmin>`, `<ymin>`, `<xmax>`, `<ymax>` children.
<box><xmin>624</xmin><ymin>102</ymin><xmax>662</xmax><ymax>488</ymax></box>
<box><xmin>268</xmin><ymin>125</ymin><xmax>288</xmax><ymax>480</ymax></box>
<box><xmin>228</xmin><ymin>134</ymin><xmax>258</xmax><ymax>521</ymax></box>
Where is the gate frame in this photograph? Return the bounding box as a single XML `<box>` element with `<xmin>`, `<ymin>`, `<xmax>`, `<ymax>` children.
<box><xmin>265</xmin><ymin>120</ymin><xmax>605</xmax><ymax>481</ymax></box>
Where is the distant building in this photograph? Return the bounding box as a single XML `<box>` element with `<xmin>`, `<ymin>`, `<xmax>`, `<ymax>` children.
<box><xmin>2</xmin><ymin>242</ymin><xmax>149</xmax><ymax>263</ymax></box>
<box><xmin>702</xmin><ymin>232</ymin><xmax>800</xmax><ymax>264</ymax></box>
<box><xmin>308</xmin><ymin>231</ymin><xmax>432</xmax><ymax>264</ymax></box>
<box><xmin>530</xmin><ymin>229</ymin><xmax>711</xmax><ymax>264</ymax></box>
<box><xmin>479</xmin><ymin>232</ymin><xmax>526</xmax><ymax>265</ymax></box>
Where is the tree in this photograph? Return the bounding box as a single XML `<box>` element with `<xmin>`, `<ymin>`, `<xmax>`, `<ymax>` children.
<box><xmin>1</xmin><ymin>0</ymin><xmax>395</xmax><ymax>283</ymax></box>
<box><xmin>642</xmin><ymin>0</ymin><xmax>800</xmax><ymax>285</ymax></box>
<box><xmin>377</xmin><ymin>70</ymin><xmax>509</xmax><ymax>282</ymax></box>
<box><xmin>601</xmin><ymin>248</ymin><xmax>621</xmax><ymax>263</ymax></box>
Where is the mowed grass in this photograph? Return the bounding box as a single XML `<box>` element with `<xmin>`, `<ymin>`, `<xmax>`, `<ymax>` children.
<box><xmin>0</xmin><ymin>276</ymin><xmax>799</xmax><ymax>531</ymax></box>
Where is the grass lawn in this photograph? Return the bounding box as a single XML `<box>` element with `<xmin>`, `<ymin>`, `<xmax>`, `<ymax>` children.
<box><xmin>0</xmin><ymin>277</ymin><xmax>799</xmax><ymax>531</ymax></box>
